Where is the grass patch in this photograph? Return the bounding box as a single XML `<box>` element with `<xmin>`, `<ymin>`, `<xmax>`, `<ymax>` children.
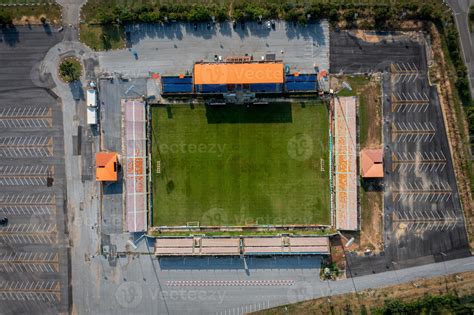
<box><xmin>0</xmin><ymin>4</ymin><xmax>60</xmax><ymax>24</ymax></box>
<box><xmin>151</xmin><ymin>102</ymin><xmax>330</xmax><ymax>227</ymax></box>
<box><xmin>336</xmin><ymin>76</ymin><xmax>371</xmax><ymax>97</ymax></box>
<box><xmin>79</xmin><ymin>24</ymin><xmax>124</xmax><ymax>51</ymax></box>
<box><xmin>336</xmin><ymin>76</ymin><xmax>381</xmax><ymax>148</ymax></box>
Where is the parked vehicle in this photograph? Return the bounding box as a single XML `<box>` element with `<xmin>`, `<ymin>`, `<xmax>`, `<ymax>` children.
<box><xmin>86</xmin><ymin>89</ymin><xmax>97</xmax><ymax>107</ymax></box>
<box><xmin>0</xmin><ymin>217</ymin><xmax>8</xmax><ymax>227</ymax></box>
<box><xmin>87</xmin><ymin>107</ymin><xmax>97</xmax><ymax>125</ymax></box>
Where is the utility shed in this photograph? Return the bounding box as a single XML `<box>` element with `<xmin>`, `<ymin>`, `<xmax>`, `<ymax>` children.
<box><xmin>96</xmin><ymin>152</ymin><xmax>118</xmax><ymax>182</ymax></box>
<box><xmin>360</xmin><ymin>149</ymin><xmax>384</xmax><ymax>178</ymax></box>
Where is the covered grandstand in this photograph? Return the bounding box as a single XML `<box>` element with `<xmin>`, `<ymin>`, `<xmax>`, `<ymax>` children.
<box><xmin>155</xmin><ymin>236</ymin><xmax>330</xmax><ymax>256</ymax></box>
<box><xmin>334</xmin><ymin>96</ymin><xmax>358</xmax><ymax>231</ymax></box>
<box><xmin>194</xmin><ymin>61</ymin><xmax>285</xmax><ymax>95</ymax></box>
<box><xmin>243</xmin><ymin>236</ymin><xmax>330</xmax><ymax>255</ymax></box>
<box><xmin>160</xmin><ymin>61</ymin><xmax>320</xmax><ymax>95</ymax></box>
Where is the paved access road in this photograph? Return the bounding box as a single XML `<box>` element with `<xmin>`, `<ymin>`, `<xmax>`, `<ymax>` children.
<box><xmin>447</xmin><ymin>0</ymin><xmax>474</xmax><ymax>99</ymax></box>
<box><xmin>0</xmin><ymin>26</ymin><xmax>69</xmax><ymax>315</ymax></box>
<box><xmin>73</xmin><ymin>246</ymin><xmax>474</xmax><ymax>315</ymax></box>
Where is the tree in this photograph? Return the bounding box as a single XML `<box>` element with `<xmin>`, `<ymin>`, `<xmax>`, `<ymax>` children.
<box><xmin>329</xmin><ymin>8</ymin><xmax>338</xmax><ymax>22</ymax></box>
<box><xmin>59</xmin><ymin>59</ymin><xmax>82</xmax><ymax>83</ymax></box>
<box><xmin>374</xmin><ymin>7</ymin><xmax>388</xmax><ymax>24</ymax></box>
<box><xmin>0</xmin><ymin>11</ymin><xmax>12</xmax><ymax>25</ymax></box>
<box><xmin>344</xmin><ymin>8</ymin><xmax>356</xmax><ymax>22</ymax></box>
<box><xmin>187</xmin><ymin>5</ymin><xmax>211</xmax><ymax>22</ymax></box>
<box><xmin>419</xmin><ymin>4</ymin><xmax>433</xmax><ymax>19</ymax></box>
<box><xmin>97</xmin><ymin>10</ymin><xmax>115</xmax><ymax>24</ymax></box>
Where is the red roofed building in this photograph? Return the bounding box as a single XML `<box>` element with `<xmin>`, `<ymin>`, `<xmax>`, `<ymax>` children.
<box><xmin>360</xmin><ymin>149</ymin><xmax>384</xmax><ymax>178</ymax></box>
<box><xmin>96</xmin><ymin>152</ymin><xmax>118</xmax><ymax>182</ymax></box>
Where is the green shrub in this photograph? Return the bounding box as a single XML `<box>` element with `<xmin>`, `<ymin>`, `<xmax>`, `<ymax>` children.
<box><xmin>0</xmin><ymin>11</ymin><xmax>12</xmax><ymax>25</ymax></box>
<box><xmin>59</xmin><ymin>58</ymin><xmax>82</xmax><ymax>83</ymax></box>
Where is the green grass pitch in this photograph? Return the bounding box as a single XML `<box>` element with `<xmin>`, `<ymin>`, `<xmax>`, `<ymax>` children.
<box><xmin>151</xmin><ymin>102</ymin><xmax>330</xmax><ymax>227</ymax></box>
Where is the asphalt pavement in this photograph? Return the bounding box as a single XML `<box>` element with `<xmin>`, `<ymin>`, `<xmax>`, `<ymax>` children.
<box><xmin>98</xmin><ymin>21</ymin><xmax>330</xmax><ymax>78</ymax></box>
<box><xmin>0</xmin><ymin>26</ymin><xmax>69</xmax><ymax>315</ymax></box>
<box><xmin>74</xmin><ymin>246</ymin><xmax>474</xmax><ymax>315</ymax></box>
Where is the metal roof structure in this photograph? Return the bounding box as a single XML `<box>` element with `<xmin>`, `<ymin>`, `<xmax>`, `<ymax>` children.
<box><xmin>193</xmin><ymin>62</ymin><xmax>284</xmax><ymax>85</ymax></box>
<box><xmin>155</xmin><ymin>236</ymin><xmax>330</xmax><ymax>256</ymax></box>
<box><xmin>334</xmin><ymin>96</ymin><xmax>358</xmax><ymax>231</ymax></box>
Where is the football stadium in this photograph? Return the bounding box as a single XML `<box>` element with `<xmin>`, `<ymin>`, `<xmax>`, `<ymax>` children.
<box><xmin>150</xmin><ymin>60</ymin><xmax>332</xmax><ymax>229</ymax></box>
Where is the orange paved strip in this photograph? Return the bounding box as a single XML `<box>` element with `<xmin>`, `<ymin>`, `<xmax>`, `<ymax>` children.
<box><xmin>334</xmin><ymin>96</ymin><xmax>358</xmax><ymax>231</ymax></box>
<box><xmin>194</xmin><ymin>63</ymin><xmax>284</xmax><ymax>85</ymax></box>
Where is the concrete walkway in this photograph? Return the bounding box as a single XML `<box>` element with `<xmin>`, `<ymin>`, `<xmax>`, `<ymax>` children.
<box><xmin>56</xmin><ymin>0</ymin><xmax>86</xmax><ymax>26</ymax></box>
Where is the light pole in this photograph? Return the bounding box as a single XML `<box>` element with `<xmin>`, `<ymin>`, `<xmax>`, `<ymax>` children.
<box><xmin>325</xmin><ymin>278</ymin><xmax>332</xmax><ymax>304</ymax></box>
<box><xmin>391</xmin><ymin>261</ymin><xmax>400</xmax><ymax>284</ymax></box>
<box><xmin>440</xmin><ymin>252</ymin><xmax>448</xmax><ymax>273</ymax></box>
<box><xmin>440</xmin><ymin>252</ymin><xmax>449</xmax><ymax>292</ymax></box>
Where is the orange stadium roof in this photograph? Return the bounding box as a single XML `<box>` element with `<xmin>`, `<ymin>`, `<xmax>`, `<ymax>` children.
<box><xmin>194</xmin><ymin>63</ymin><xmax>284</xmax><ymax>85</ymax></box>
<box><xmin>96</xmin><ymin>152</ymin><xmax>118</xmax><ymax>182</ymax></box>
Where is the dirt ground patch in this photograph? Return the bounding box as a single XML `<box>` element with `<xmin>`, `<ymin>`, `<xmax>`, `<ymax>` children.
<box><xmin>329</xmin><ymin>236</ymin><xmax>346</xmax><ymax>273</ymax></box>
<box><xmin>357</xmin><ymin>76</ymin><xmax>383</xmax><ymax>253</ymax></box>
<box><xmin>360</xmin><ymin>185</ymin><xmax>383</xmax><ymax>252</ymax></box>
<box><xmin>255</xmin><ymin>270</ymin><xmax>474</xmax><ymax>315</ymax></box>
<box><xmin>13</xmin><ymin>15</ymin><xmax>46</xmax><ymax>25</ymax></box>
<box><xmin>359</xmin><ymin>80</ymin><xmax>382</xmax><ymax>148</ymax></box>
<box><xmin>351</xmin><ymin>29</ymin><xmax>382</xmax><ymax>43</ymax></box>
<box><xmin>2</xmin><ymin>5</ymin><xmax>61</xmax><ymax>26</ymax></box>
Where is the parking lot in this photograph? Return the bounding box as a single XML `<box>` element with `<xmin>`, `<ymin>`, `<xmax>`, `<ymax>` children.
<box><xmin>0</xmin><ymin>26</ymin><xmax>69</xmax><ymax>315</ymax></box>
<box><xmin>383</xmin><ymin>61</ymin><xmax>469</xmax><ymax>261</ymax></box>
<box><xmin>329</xmin><ymin>31</ymin><xmax>425</xmax><ymax>74</ymax></box>
<box><xmin>330</xmin><ymin>30</ymin><xmax>470</xmax><ymax>276</ymax></box>
<box><xmin>99</xmin><ymin>20</ymin><xmax>329</xmax><ymax>77</ymax></box>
